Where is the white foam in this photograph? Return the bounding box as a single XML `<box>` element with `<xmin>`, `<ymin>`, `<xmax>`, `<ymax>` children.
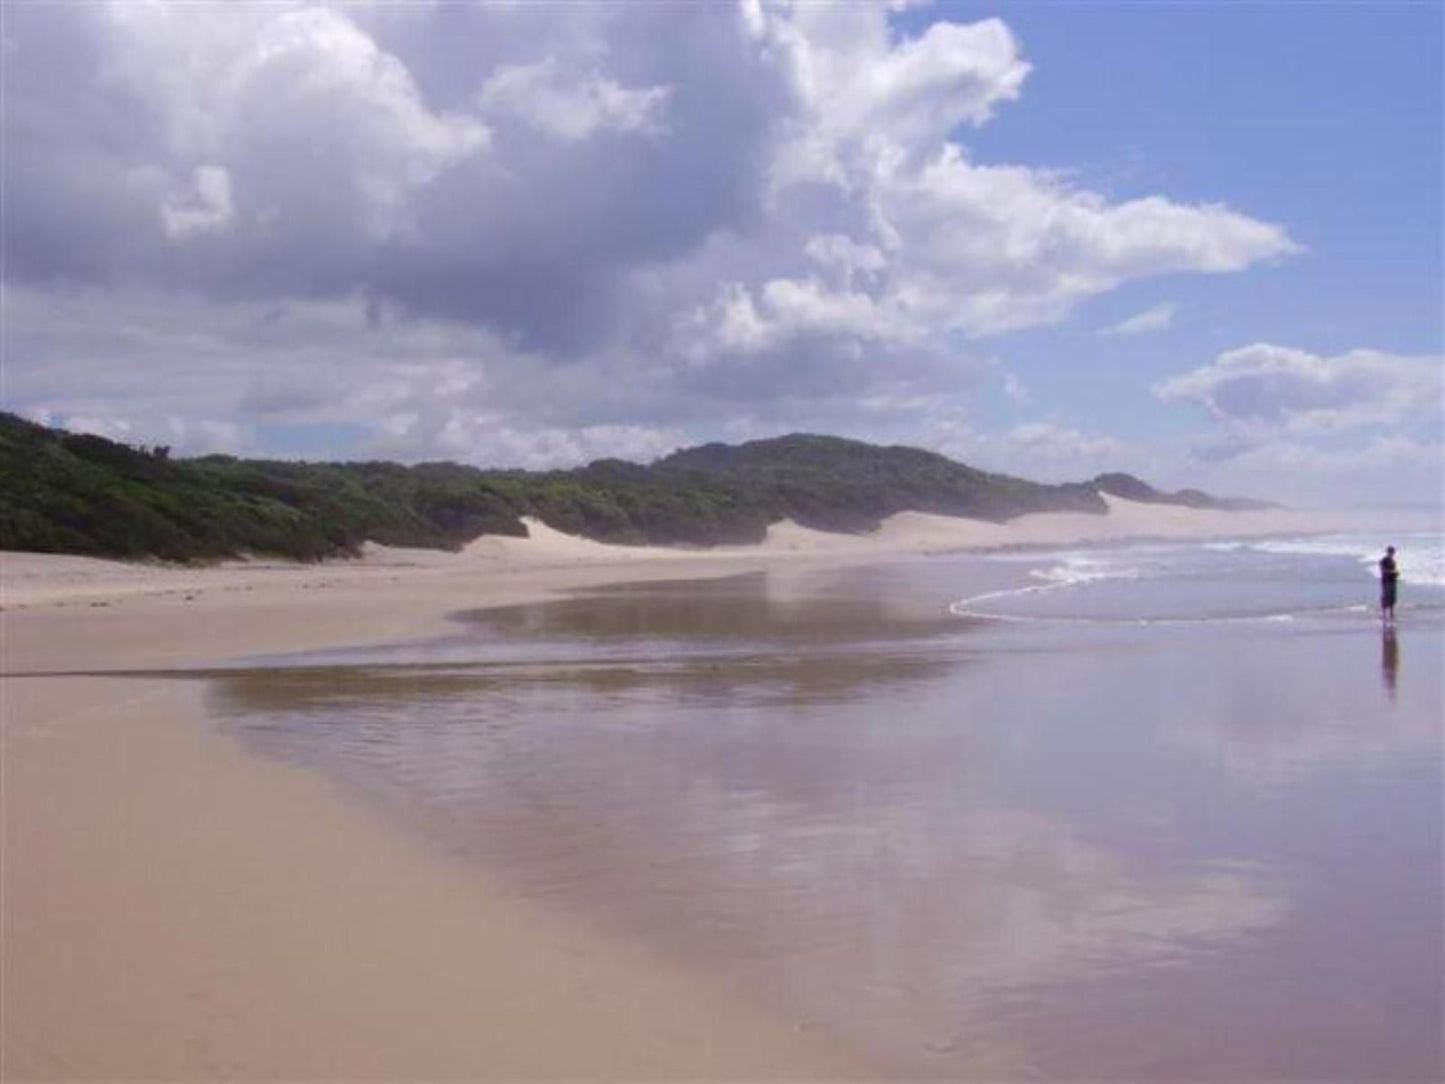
<box><xmin>947</xmin><ymin>596</ymin><xmax>1308</xmax><ymax>629</ymax></box>
<box><xmin>1028</xmin><ymin>558</ymin><xmax>1119</xmax><ymax>587</ymax></box>
<box><xmin>1242</xmin><ymin>534</ymin><xmax>1445</xmax><ymax>587</ymax></box>
<box><xmin>950</xmin><ymin>532</ymin><xmax>1443</xmax><ymax>628</ymax></box>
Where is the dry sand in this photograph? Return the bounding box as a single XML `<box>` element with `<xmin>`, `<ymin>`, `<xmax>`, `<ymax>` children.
<box><xmin>1</xmin><ymin>499</ymin><xmax>1353</xmax><ymax>1080</ymax></box>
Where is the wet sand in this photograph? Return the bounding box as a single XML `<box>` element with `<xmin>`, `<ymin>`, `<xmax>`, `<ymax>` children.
<box><xmin>7</xmin><ymin>670</ymin><xmax>879</xmax><ymax>1080</ymax></box>
<box><xmin>3</xmin><ymin>560</ymin><xmax>874</xmax><ymax>1081</ymax></box>
<box><xmin>204</xmin><ymin>563</ymin><xmax>1444</xmax><ymax>1081</ymax></box>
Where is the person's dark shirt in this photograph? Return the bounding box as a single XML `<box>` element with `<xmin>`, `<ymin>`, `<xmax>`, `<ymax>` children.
<box><xmin>1381</xmin><ymin>555</ymin><xmax>1399</xmax><ymax>583</ymax></box>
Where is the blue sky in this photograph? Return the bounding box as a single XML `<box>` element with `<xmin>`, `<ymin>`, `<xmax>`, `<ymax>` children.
<box><xmin>949</xmin><ymin>2</ymin><xmax>1441</xmax><ymax>441</ymax></box>
<box><xmin>3</xmin><ymin>1</ymin><xmax>1441</xmax><ymax>506</ymax></box>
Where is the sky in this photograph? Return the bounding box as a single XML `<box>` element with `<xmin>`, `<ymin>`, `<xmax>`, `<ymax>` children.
<box><xmin>2</xmin><ymin>0</ymin><xmax>1441</xmax><ymax>508</ymax></box>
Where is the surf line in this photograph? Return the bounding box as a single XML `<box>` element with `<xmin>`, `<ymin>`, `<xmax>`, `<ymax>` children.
<box><xmin>948</xmin><ymin>602</ymin><xmax>1300</xmax><ymax>628</ymax></box>
<box><xmin>946</xmin><ymin>585</ymin><xmax>1309</xmax><ymax>628</ymax></box>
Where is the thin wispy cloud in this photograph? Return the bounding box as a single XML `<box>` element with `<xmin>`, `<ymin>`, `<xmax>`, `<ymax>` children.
<box><xmin>1104</xmin><ymin>302</ymin><xmax>1177</xmax><ymax>336</ymax></box>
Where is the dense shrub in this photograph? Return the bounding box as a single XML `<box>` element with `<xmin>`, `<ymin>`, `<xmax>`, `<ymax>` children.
<box><xmin>2</xmin><ymin>414</ymin><xmax>1256</xmax><ymax>564</ymax></box>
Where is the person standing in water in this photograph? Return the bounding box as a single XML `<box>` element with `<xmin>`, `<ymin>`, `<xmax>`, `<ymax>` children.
<box><xmin>1379</xmin><ymin>546</ymin><xmax>1400</xmax><ymax>624</ymax></box>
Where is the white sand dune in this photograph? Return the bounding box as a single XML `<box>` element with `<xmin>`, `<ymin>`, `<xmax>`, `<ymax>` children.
<box><xmin>1</xmin><ymin>499</ymin><xmax>1354</xmax><ymax>612</ymax></box>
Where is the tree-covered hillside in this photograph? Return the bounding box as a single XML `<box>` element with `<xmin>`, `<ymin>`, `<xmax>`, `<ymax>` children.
<box><xmin>1090</xmin><ymin>472</ymin><xmax>1275</xmax><ymax>512</ymax></box>
<box><xmin>657</xmin><ymin>435</ymin><xmax>1106</xmax><ymax>531</ymax></box>
<box><xmin>0</xmin><ymin>413</ymin><xmax>1261</xmax><ymax>563</ymax></box>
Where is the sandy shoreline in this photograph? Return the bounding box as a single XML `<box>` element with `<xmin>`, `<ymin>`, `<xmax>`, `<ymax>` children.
<box><xmin>0</xmin><ymin>499</ymin><xmax>1373</xmax><ymax>1079</ymax></box>
<box><xmin>0</xmin><ymin>496</ymin><xmax>1364</xmax><ymax>616</ymax></box>
<box><xmin>4</xmin><ymin>556</ymin><xmax>862</xmax><ymax>1080</ymax></box>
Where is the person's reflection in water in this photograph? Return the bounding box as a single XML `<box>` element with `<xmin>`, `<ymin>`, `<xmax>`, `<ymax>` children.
<box><xmin>1381</xmin><ymin>626</ymin><xmax>1400</xmax><ymax>702</ymax></box>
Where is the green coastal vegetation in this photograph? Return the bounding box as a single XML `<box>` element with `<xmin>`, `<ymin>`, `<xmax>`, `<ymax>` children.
<box><xmin>0</xmin><ymin>411</ymin><xmax>1269</xmax><ymax>563</ymax></box>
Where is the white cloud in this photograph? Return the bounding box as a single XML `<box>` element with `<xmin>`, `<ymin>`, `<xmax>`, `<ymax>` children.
<box><xmin>871</xmin><ymin>155</ymin><xmax>1295</xmax><ymax>336</ymax></box>
<box><xmin>7</xmin><ymin>1</ymin><xmax>1296</xmax><ymax>356</ymax></box>
<box><xmin>21</xmin><ymin>406</ymin><xmax>250</xmax><ymax>458</ymax></box>
<box><xmin>221</xmin><ymin>7</ymin><xmax>490</xmax><ymax>239</ymax></box>
<box><xmin>161</xmin><ymin>164</ymin><xmax>234</xmax><ymax>240</ymax></box>
<box><xmin>924</xmin><ymin>417</ymin><xmax>1150</xmax><ymax>485</ymax></box>
<box><xmin>98</xmin><ymin>3</ymin><xmax>491</xmax><ymax>241</ymax></box>
<box><xmin>1189</xmin><ymin>433</ymin><xmax>1444</xmax><ymax>509</ymax></box>
<box><xmin>804</xmin><ymin>233</ymin><xmax>888</xmax><ymax>285</ymax></box>
<box><xmin>680</xmin><ymin>6</ymin><xmax>1296</xmax><ymax>363</ymax></box>
<box><xmin>5</xmin><ymin>286</ymin><xmax>490</xmax><ymax>451</ymax></box>
<box><xmin>479</xmin><ymin>57</ymin><xmax>671</xmax><ymax>142</ymax></box>
<box><xmin>3</xmin><ymin>2</ymin><xmax>1316</xmax><ymax>485</ymax></box>
<box><xmin>2</xmin><ymin>285</ymin><xmax>695</xmax><ymax>467</ymax></box>
<box><xmin>1105</xmin><ymin>302</ymin><xmax>1176</xmax><ymax>336</ymax></box>
<box><xmin>1147</xmin><ymin>342</ymin><xmax>1444</xmax><ymax>506</ymax></box>
<box><xmin>704</xmin><ymin>276</ymin><xmax>914</xmax><ymax>355</ymax></box>
<box><xmin>12</xmin><ymin>285</ymin><xmax>1434</xmax><ymax>507</ymax></box>
<box><xmin>685</xmin><ymin>138</ymin><xmax>1294</xmax><ymax>361</ymax></box>
<box><xmin>379</xmin><ymin>417</ymin><xmax>687</xmax><ymax>471</ymax></box>
<box><xmin>1156</xmin><ymin>343</ymin><xmax>1442</xmax><ymax>435</ymax></box>
<box><xmin>920</xmin><ymin>411</ymin><xmax>1442</xmax><ymax>509</ymax></box>
<box><xmin>752</xmin><ymin>5</ymin><xmax>1030</xmax><ymax>187</ymax></box>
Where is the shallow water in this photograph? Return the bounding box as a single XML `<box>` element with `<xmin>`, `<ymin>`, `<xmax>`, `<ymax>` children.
<box><xmin>211</xmin><ymin>538</ymin><xmax>1443</xmax><ymax>1080</ymax></box>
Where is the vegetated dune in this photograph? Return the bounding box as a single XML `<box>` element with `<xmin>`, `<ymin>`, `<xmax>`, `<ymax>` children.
<box><xmin>1</xmin><ymin>497</ymin><xmax>1350</xmax><ymax>615</ymax></box>
<box><xmin>1</xmin><ymin>411</ymin><xmax>1275</xmax><ymax>565</ymax></box>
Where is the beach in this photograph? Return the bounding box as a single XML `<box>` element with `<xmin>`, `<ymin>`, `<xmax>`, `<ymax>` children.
<box><xmin>4</xmin><ymin>498</ymin><xmax>1441</xmax><ymax>1081</ymax></box>
<box><xmin>4</xmin><ymin>544</ymin><xmax>863</xmax><ymax>1080</ymax></box>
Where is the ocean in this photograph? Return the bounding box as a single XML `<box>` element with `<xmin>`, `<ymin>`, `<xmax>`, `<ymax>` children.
<box><xmin>210</xmin><ymin>528</ymin><xmax>1444</xmax><ymax>1080</ymax></box>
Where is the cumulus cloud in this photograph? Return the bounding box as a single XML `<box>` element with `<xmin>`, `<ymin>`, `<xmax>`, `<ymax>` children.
<box><xmin>1151</xmin><ymin>342</ymin><xmax>1444</xmax><ymax>506</ymax></box>
<box><xmin>675</xmin><ymin>5</ymin><xmax>1296</xmax><ymax>367</ymax></box>
<box><xmin>1156</xmin><ymin>343</ymin><xmax>1442</xmax><ymax>435</ymax></box>
<box><xmin>161</xmin><ymin>165</ymin><xmax>235</xmax><ymax>240</ymax></box>
<box><xmin>222</xmin><ymin>7</ymin><xmax>491</xmax><ymax>240</ymax></box>
<box><xmin>479</xmin><ymin>57</ymin><xmax>671</xmax><ymax>142</ymax></box>
<box><xmin>3</xmin><ymin>3</ymin><xmax>763</xmax><ymax>334</ymax></box>
<box><xmin>3</xmin><ymin>1</ymin><xmax>1306</xmax><ymax>476</ymax></box>
<box><xmin>749</xmin><ymin>4</ymin><xmax>1031</xmax><ymax>185</ymax></box>
<box><xmin>5</xmin><ymin>2</ymin><xmax>1293</xmax><ymax>338</ymax></box>
<box><xmin>883</xmin><ymin>157</ymin><xmax>1291</xmax><ymax>334</ymax></box>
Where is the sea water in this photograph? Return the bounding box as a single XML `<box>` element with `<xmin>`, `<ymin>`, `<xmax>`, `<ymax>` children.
<box><xmin>210</xmin><ymin>527</ymin><xmax>1444</xmax><ymax>1080</ymax></box>
<box><xmin>953</xmin><ymin>529</ymin><xmax>1445</xmax><ymax>626</ymax></box>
